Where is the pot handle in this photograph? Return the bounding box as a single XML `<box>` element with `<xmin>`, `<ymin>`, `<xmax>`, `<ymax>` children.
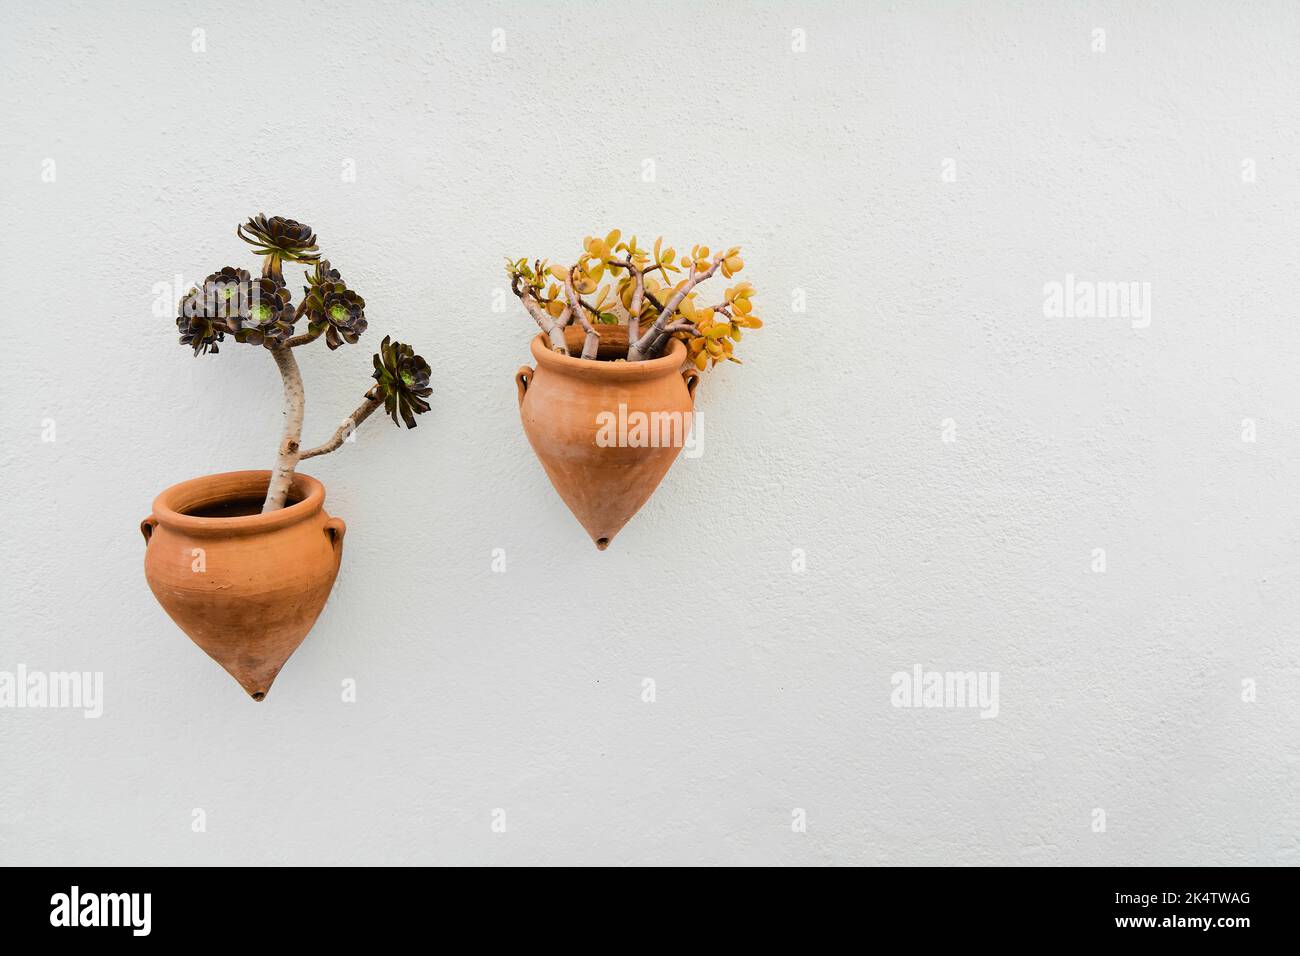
<box><xmin>140</xmin><ymin>515</ymin><xmax>158</xmax><ymax>545</ymax></box>
<box><xmin>682</xmin><ymin>368</ymin><xmax>701</xmax><ymax>402</ymax></box>
<box><xmin>516</xmin><ymin>366</ymin><xmax>534</xmax><ymax>407</ymax></box>
<box><xmin>325</xmin><ymin>516</ymin><xmax>346</xmax><ymax>559</ymax></box>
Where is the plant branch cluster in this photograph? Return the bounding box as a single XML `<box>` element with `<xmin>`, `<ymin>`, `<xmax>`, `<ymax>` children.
<box><xmin>174</xmin><ymin>214</ymin><xmax>433</xmax><ymax>512</ymax></box>
<box><xmin>175</xmin><ymin>213</ymin><xmax>431</xmax><ymax>432</ymax></box>
<box><xmin>506</xmin><ymin>230</ymin><xmax>762</xmax><ymax>368</ymax></box>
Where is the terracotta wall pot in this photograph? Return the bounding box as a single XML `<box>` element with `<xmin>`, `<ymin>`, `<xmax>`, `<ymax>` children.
<box><xmin>516</xmin><ymin>332</ymin><xmax>699</xmax><ymax>549</ymax></box>
<box><xmin>141</xmin><ymin>470</ymin><xmax>344</xmax><ymax>700</ymax></box>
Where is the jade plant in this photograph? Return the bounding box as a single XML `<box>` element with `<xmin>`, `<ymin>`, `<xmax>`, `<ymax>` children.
<box><xmin>175</xmin><ymin>214</ymin><xmax>432</xmax><ymax>511</ymax></box>
<box><xmin>506</xmin><ymin>231</ymin><xmax>762</xmax><ymax>368</ymax></box>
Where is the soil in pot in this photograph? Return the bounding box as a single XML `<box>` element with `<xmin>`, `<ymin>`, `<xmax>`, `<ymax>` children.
<box><xmin>183</xmin><ymin>490</ymin><xmax>304</xmax><ymax>519</ymax></box>
<box><xmin>559</xmin><ymin>323</ymin><xmax>634</xmax><ymax>358</ymax></box>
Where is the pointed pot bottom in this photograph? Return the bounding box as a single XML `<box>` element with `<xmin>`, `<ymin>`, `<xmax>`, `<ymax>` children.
<box><xmin>194</xmin><ymin>639</ymin><xmax>298</xmax><ymax>702</ymax></box>
<box><xmin>539</xmin><ymin>450</ymin><xmax>684</xmax><ymax>551</ymax></box>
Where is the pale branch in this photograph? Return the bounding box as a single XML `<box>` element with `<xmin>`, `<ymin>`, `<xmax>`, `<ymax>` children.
<box><xmin>285</xmin><ymin>297</ymin><xmax>320</xmax><ymax>348</ymax></box>
<box><xmin>538</xmin><ymin>302</ymin><xmax>571</xmax><ymax>353</ymax></box>
<box><xmin>286</xmin><ymin>326</ymin><xmax>322</xmax><ymax>348</ymax></box>
<box><xmin>656</xmin><ymin>255</ymin><xmax>725</xmax><ymax>326</ymax></box>
<box><xmin>566</xmin><ymin>268</ymin><xmax>601</xmax><ymax>360</ymax></box>
<box><xmin>552</xmin><ymin>280</ymin><xmax>573</xmax><ymax>328</ymax></box>
<box><xmin>629</xmin><ymin>254</ymin><xmax>724</xmax><ymax>361</ymax></box>
<box><xmin>513</xmin><ymin>275</ymin><xmax>569</xmax><ymax>353</ymax></box>
<box><xmin>262</xmin><ymin>344</ymin><xmax>305</xmax><ymax>512</ymax></box>
<box><xmin>646</xmin><ymin>325</ymin><xmax>693</xmax><ymax>359</ymax></box>
<box><xmin>299</xmin><ymin>394</ymin><xmax>383</xmax><ymax>460</ymax></box>
<box><xmin>629</xmin><ymin>271</ymin><xmax>645</xmax><ymax>335</ymax></box>
<box><xmin>566</xmin><ymin>269</ymin><xmax>598</xmax><ymax>336</ymax></box>
<box><xmin>606</xmin><ymin>257</ymin><xmax>647</xmax><ymax>345</ymax></box>
<box><xmin>649</xmin><ymin>303</ymin><xmax>732</xmax><ymax>355</ymax></box>
<box><xmin>573</xmin><ymin>297</ymin><xmax>618</xmax><ymax>337</ymax></box>
<box><xmin>634</xmin><ymin>289</ymin><xmax>667</xmax><ymax>343</ymax></box>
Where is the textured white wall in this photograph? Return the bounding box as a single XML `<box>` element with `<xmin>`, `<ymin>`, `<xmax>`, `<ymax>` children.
<box><xmin>1</xmin><ymin>0</ymin><xmax>1296</xmax><ymax>866</ymax></box>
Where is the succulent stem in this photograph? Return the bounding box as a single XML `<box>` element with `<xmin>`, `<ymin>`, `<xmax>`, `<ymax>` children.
<box><xmin>262</xmin><ymin>344</ymin><xmax>305</xmax><ymax>512</ymax></box>
<box><xmin>511</xmin><ymin>275</ymin><xmax>570</xmax><ymax>354</ymax></box>
<box><xmin>629</xmin><ymin>253</ymin><xmax>723</xmax><ymax>361</ymax></box>
<box><xmin>299</xmin><ymin>396</ymin><xmax>383</xmax><ymax>460</ymax></box>
<box><xmin>286</xmin><ymin>324</ymin><xmax>322</xmax><ymax>349</ymax></box>
<box><xmin>262</xmin><ymin>252</ymin><xmax>283</xmax><ymax>283</ymax></box>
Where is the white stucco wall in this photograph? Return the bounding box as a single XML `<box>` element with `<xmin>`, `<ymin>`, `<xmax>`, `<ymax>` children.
<box><xmin>1</xmin><ymin>0</ymin><xmax>1296</xmax><ymax>866</ymax></box>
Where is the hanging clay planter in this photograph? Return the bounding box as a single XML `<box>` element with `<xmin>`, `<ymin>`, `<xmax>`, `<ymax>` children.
<box><xmin>507</xmin><ymin>229</ymin><xmax>762</xmax><ymax>547</ymax></box>
<box><xmin>142</xmin><ymin>470</ymin><xmax>344</xmax><ymax>700</ymax></box>
<box><xmin>156</xmin><ymin>213</ymin><xmax>432</xmax><ymax>699</ymax></box>
<box><xmin>516</xmin><ymin>331</ymin><xmax>699</xmax><ymax>549</ymax></box>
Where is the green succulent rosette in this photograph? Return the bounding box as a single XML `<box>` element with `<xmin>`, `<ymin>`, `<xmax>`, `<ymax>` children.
<box><xmin>232</xmin><ymin>277</ymin><xmax>296</xmax><ymax>348</ymax></box>
<box><xmin>176</xmin><ymin>294</ymin><xmax>226</xmax><ymax>355</ymax></box>
<box><xmin>237</xmin><ymin>213</ymin><xmax>321</xmax><ymax>275</ymax></box>
<box><xmin>370</xmin><ymin>335</ymin><xmax>432</xmax><ymax>428</ymax></box>
<box><xmin>175</xmin><ymin>266</ymin><xmax>252</xmax><ymax>355</ymax></box>
<box><xmin>302</xmin><ymin>259</ymin><xmax>368</xmax><ymax>350</ymax></box>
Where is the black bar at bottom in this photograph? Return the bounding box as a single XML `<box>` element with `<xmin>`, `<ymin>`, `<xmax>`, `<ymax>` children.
<box><xmin>1</xmin><ymin>865</ymin><xmax>1292</xmax><ymax>943</ymax></box>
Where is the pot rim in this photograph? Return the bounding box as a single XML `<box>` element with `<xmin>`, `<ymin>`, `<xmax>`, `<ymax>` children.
<box><xmin>529</xmin><ymin>333</ymin><xmax>686</xmax><ymax>380</ymax></box>
<box><xmin>150</xmin><ymin>469</ymin><xmax>325</xmax><ymax>538</ymax></box>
